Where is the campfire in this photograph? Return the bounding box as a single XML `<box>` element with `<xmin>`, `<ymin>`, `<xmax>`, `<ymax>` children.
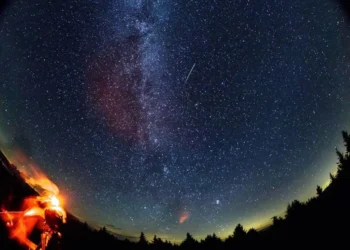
<box><xmin>1</xmin><ymin>163</ymin><xmax>66</xmax><ymax>250</ymax></box>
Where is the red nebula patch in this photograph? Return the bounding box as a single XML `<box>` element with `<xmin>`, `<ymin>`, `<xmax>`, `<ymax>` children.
<box><xmin>86</xmin><ymin>36</ymin><xmax>148</xmax><ymax>143</ymax></box>
<box><xmin>179</xmin><ymin>211</ymin><xmax>190</xmax><ymax>224</ymax></box>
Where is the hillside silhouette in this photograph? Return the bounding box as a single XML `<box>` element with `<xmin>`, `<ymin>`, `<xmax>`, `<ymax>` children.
<box><xmin>1</xmin><ymin>131</ymin><xmax>350</xmax><ymax>249</ymax></box>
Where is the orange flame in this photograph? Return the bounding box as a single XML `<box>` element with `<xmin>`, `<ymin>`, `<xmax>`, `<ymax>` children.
<box><xmin>19</xmin><ymin>165</ymin><xmax>67</xmax><ymax>223</ymax></box>
<box><xmin>1</xmin><ymin>208</ymin><xmax>39</xmax><ymax>250</ymax></box>
<box><xmin>0</xmin><ymin>150</ymin><xmax>66</xmax><ymax>249</ymax></box>
<box><xmin>179</xmin><ymin>211</ymin><xmax>190</xmax><ymax>224</ymax></box>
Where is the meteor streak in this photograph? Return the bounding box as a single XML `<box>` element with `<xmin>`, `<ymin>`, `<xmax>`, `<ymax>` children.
<box><xmin>185</xmin><ymin>63</ymin><xmax>196</xmax><ymax>84</ymax></box>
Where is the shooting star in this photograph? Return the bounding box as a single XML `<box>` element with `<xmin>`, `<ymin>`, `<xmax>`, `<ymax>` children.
<box><xmin>184</xmin><ymin>63</ymin><xmax>196</xmax><ymax>84</ymax></box>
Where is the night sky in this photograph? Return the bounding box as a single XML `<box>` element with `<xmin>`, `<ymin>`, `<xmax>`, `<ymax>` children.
<box><xmin>1</xmin><ymin>0</ymin><xmax>350</xmax><ymax>241</ymax></box>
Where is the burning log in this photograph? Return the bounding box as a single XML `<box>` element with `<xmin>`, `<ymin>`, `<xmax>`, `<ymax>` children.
<box><xmin>0</xmin><ymin>210</ymin><xmax>41</xmax><ymax>250</ymax></box>
<box><xmin>1</xmin><ymin>195</ymin><xmax>65</xmax><ymax>250</ymax></box>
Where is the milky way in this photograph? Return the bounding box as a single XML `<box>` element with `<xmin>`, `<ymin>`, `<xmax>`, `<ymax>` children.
<box><xmin>1</xmin><ymin>0</ymin><xmax>350</xmax><ymax>241</ymax></box>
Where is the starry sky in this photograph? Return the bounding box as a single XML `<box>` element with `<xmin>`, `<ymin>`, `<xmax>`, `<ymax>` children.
<box><xmin>1</xmin><ymin>0</ymin><xmax>350</xmax><ymax>241</ymax></box>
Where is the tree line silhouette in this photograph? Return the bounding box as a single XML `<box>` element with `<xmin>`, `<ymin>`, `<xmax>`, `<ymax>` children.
<box><xmin>1</xmin><ymin>131</ymin><xmax>350</xmax><ymax>249</ymax></box>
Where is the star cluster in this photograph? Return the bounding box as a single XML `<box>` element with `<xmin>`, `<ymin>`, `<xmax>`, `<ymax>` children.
<box><xmin>1</xmin><ymin>0</ymin><xmax>350</xmax><ymax>241</ymax></box>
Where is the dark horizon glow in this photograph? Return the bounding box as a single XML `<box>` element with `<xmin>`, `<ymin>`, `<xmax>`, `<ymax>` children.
<box><xmin>1</xmin><ymin>0</ymin><xmax>350</xmax><ymax>241</ymax></box>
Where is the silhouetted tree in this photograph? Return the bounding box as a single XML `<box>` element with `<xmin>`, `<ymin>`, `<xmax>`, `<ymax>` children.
<box><xmin>316</xmin><ymin>185</ymin><xmax>323</xmax><ymax>196</ymax></box>
<box><xmin>233</xmin><ymin>223</ymin><xmax>246</xmax><ymax>240</ymax></box>
<box><xmin>225</xmin><ymin>224</ymin><xmax>246</xmax><ymax>248</ymax></box>
<box><xmin>336</xmin><ymin>149</ymin><xmax>345</xmax><ymax>171</ymax></box>
<box><xmin>201</xmin><ymin>233</ymin><xmax>222</xmax><ymax>249</ymax></box>
<box><xmin>152</xmin><ymin>235</ymin><xmax>158</xmax><ymax>244</ymax></box>
<box><xmin>246</xmin><ymin>228</ymin><xmax>260</xmax><ymax>246</ymax></box>
<box><xmin>99</xmin><ymin>226</ymin><xmax>107</xmax><ymax>233</ymax></box>
<box><xmin>342</xmin><ymin>131</ymin><xmax>350</xmax><ymax>153</ymax></box>
<box><xmin>180</xmin><ymin>233</ymin><xmax>198</xmax><ymax>249</ymax></box>
<box><xmin>138</xmin><ymin>232</ymin><xmax>148</xmax><ymax>248</ymax></box>
<box><xmin>286</xmin><ymin>200</ymin><xmax>304</xmax><ymax>219</ymax></box>
<box><xmin>272</xmin><ymin>216</ymin><xmax>284</xmax><ymax>227</ymax></box>
<box><xmin>152</xmin><ymin>235</ymin><xmax>165</xmax><ymax>250</ymax></box>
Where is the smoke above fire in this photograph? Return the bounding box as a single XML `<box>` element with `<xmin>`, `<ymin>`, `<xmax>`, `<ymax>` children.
<box><xmin>21</xmin><ymin>164</ymin><xmax>60</xmax><ymax>197</ymax></box>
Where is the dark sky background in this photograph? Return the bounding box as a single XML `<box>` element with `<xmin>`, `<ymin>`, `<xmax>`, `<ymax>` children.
<box><xmin>1</xmin><ymin>0</ymin><xmax>350</xmax><ymax>241</ymax></box>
